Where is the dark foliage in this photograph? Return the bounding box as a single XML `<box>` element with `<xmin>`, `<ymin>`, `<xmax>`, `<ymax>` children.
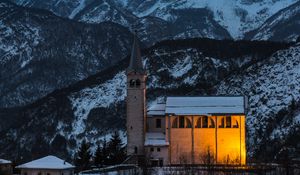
<box><xmin>75</xmin><ymin>140</ymin><xmax>92</xmax><ymax>171</ymax></box>
<box><xmin>106</xmin><ymin>132</ymin><xmax>126</xmax><ymax>165</ymax></box>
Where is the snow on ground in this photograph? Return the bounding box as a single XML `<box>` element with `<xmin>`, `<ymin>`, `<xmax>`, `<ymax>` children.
<box><xmin>69</xmin><ymin>71</ymin><xmax>126</xmax><ymax>136</ymax></box>
<box><xmin>0</xmin><ymin>20</ymin><xmax>41</xmax><ymax>67</ymax></box>
<box><xmin>252</xmin><ymin>1</ymin><xmax>300</xmax><ymax>41</ymax></box>
<box><xmin>69</xmin><ymin>0</ymin><xmax>87</xmax><ymax>18</ymax></box>
<box><xmin>169</xmin><ymin>55</ymin><xmax>192</xmax><ymax>78</ymax></box>
<box><xmin>64</xmin><ymin>71</ymin><xmax>127</xmax><ymax>155</ymax></box>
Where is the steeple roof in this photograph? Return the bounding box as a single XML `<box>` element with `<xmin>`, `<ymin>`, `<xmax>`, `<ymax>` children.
<box><xmin>127</xmin><ymin>32</ymin><xmax>145</xmax><ymax>74</ymax></box>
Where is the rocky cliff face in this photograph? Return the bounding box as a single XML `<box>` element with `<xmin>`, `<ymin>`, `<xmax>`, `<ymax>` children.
<box><xmin>245</xmin><ymin>1</ymin><xmax>300</xmax><ymax>42</ymax></box>
<box><xmin>0</xmin><ymin>1</ymin><xmax>133</xmax><ymax>107</ymax></box>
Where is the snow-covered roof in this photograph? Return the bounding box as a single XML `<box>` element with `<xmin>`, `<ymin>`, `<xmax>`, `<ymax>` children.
<box><xmin>165</xmin><ymin>96</ymin><xmax>245</xmax><ymax>115</ymax></box>
<box><xmin>144</xmin><ymin>132</ymin><xmax>169</xmax><ymax>146</ymax></box>
<box><xmin>0</xmin><ymin>159</ymin><xmax>11</xmax><ymax>164</ymax></box>
<box><xmin>16</xmin><ymin>155</ymin><xmax>75</xmax><ymax>170</ymax></box>
<box><xmin>147</xmin><ymin>103</ymin><xmax>166</xmax><ymax>116</ymax></box>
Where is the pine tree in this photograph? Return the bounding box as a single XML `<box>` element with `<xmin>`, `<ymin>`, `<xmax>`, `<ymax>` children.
<box><xmin>107</xmin><ymin>132</ymin><xmax>126</xmax><ymax>165</ymax></box>
<box><xmin>94</xmin><ymin>145</ymin><xmax>102</xmax><ymax>167</ymax></box>
<box><xmin>75</xmin><ymin>140</ymin><xmax>92</xmax><ymax>171</ymax></box>
<box><xmin>94</xmin><ymin>139</ymin><xmax>109</xmax><ymax>167</ymax></box>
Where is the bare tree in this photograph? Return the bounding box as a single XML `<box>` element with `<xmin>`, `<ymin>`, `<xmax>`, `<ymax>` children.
<box><xmin>199</xmin><ymin>146</ymin><xmax>215</xmax><ymax>175</ymax></box>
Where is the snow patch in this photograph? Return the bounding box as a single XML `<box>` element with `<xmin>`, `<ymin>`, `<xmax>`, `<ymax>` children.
<box><xmin>169</xmin><ymin>55</ymin><xmax>192</xmax><ymax>78</ymax></box>
<box><xmin>69</xmin><ymin>71</ymin><xmax>126</xmax><ymax>136</ymax></box>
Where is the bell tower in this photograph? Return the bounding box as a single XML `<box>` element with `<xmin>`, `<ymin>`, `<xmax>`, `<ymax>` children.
<box><xmin>126</xmin><ymin>33</ymin><xmax>147</xmax><ymax>156</ymax></box>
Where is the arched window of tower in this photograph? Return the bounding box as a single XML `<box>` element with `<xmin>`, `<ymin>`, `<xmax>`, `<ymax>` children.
<box><xmin>135</xmin><ymin>79</ymin><xmax>141</xmax><ymax>87</ymax></box>
<box><xmin>129</xmin><ymin>79</ymin><xmax>135</xmax><ymax>87</ymax></box>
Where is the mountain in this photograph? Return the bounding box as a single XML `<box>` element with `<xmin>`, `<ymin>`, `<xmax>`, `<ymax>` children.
<box><xmin>9</xmin><ymin>0</ymin><xmax>137</xmax><ymax>26</ymax></box>
<box><xmin>133</xmin><ymin>9</ymin><xmax>232</xmax><ymax>46</ymax></box>
<box><xmin>0</xmin><ymin>38</ymin><xmax>291</xmax><ymax>161</ymax></box>
<box><xmin>73</xmin><ymin>0</ymin><xmax>137</xmax><ymax>26</ymax></box>
<box><xmin>245</xmin><ymin>1</ymin><xmax>300</xmax><ymax>42</ymax></box>
<box><xmin>8</xmin><ymin>0</ymin><xmax>232</xmax><ymax>45</ymax></box>
<box><xmin>9</xmin><ymin>0</ymin><xmax>300</xmax><ymax>41</ymax></box>
<box><xmin>0</xmin><ymin>0</ymin><xmax>133</xmax><ymax>108</ymax></box>
<box><xmin>124</xmin><ymin>0</ymin><xmax>298</xmax><ymax>39</ymax></box>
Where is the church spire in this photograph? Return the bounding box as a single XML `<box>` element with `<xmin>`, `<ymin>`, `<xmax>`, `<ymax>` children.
<box><xmin>127</xmin><ymin>32</ymin><xmax>145</xmax><ymax>74</ymax></box>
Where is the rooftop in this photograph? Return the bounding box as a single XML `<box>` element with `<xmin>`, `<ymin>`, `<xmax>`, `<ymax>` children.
<box><xmin>165</xmin><ymin>96</ymin><xmax>245</xmax><ymax>115</ymax></box>
<box><xmin>147</xmin><ymin>103</ymin><xmax>166</xmax><ymax>116</ymax></box>
<box><xmin>145</xmin><ymin>132</ymin><xmax>169</xmax><ymax>146</ymax></box>
<box><xmin>16</xmin><ymin>155</ymin><xmax>74</xmax><ymax>170</ymax></box>
<box><xmin>0</xmin><ymin>159</ymin><xmax>11</xmax><ymax>164</ymax></box>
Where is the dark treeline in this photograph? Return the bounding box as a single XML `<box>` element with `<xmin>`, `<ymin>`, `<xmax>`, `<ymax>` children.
<box><xmin>74</xmin><ymin>131</ymin><xmax>126</xmax><ymax>172</ymax></box>
<box><xmin>145</xmin><ymin>38</ymin><xmax>292</xmax><ymax>60</ymax></box>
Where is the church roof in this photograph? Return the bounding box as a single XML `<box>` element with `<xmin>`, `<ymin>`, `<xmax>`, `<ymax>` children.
<box><xmin>144</xmin><ymin>132</ymin><xmax>169</xmax><ymax>146</ymax></box>
<box><xmin>165</xmin><ymin>96</ymin><xmax>245</xmax><ymax>115</ymax></box>
<box><xmin>127</xmin><ymin>33</ymin><xmax>145</xmax><ymax>74</ymax></box>
<box><xmin>16</xmin><ymin>155</ymin><xmax>74</xmax><ymax>170</ymax></box>
<box><xmin>147</xmin><ymin>103</ymin><xmax>166</xmax><ymax>116</ymax></box>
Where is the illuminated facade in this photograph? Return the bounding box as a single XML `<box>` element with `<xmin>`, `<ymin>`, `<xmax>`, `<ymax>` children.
<box><xmin>126</xmin><ymin>34</ymin><xmax>247</xmax><ymax>166</ymax></box>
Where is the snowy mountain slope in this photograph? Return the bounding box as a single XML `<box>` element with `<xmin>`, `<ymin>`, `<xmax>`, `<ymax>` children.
<box><xmin>0</xmin><ymin>38</ymin><xmax>289</xmax><ymax>161</ymax></box>
<box><xmin>8</xmin><ymin>0</ymin><xmax>300</xmax><ymax>41</ymax></box>
<box><xmin>0</xmin><ymin>1</ymin><xmax>133</xmax><ymax>108</ymax></box>
<box><xmin>126</xmin><ymin>0</ymin><xmax>298</xmax><ymax>38</ymax></box>
<box><xmin>216</xmin><ymin>44</ymin><xmax>300</xmax><ymax>159</ymax></box>
<box><xmin>73</xmin><ymin>0</ymin><xmax>137</xmax><ymax>26</ymax></box>
<box><xmin>133</xmin><ymin>10</ymin><xmax>232</xmax><ymax>46</ymax></box>
<box><xmin>245</xmin><ymin>1</ymin><xmax>300</xmax><ymax>42</ymax></box>
<box><xmin>8</xmin><ymin>0</ymin><xmax>232</xmax><ymax>45</ymax></box>
<box><xmin>9</xmin><ymin>0</ymin><xmax>137</xmax><ymax>27</ymax></box>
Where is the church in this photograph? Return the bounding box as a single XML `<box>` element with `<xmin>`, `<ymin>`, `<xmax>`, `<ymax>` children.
<box><xmin>126</xmin><ymin>34</ymin><xmax>246</xmax><ymax>166</ymax></box>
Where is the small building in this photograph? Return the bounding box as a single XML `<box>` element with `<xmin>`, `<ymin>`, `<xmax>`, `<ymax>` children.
<box><xmin>16</xmin><ymin>155</ymin><xmax>75</xmax><ymax>175</ymax></box>
<box><xmin>0</xmin><ymin>159</ymin><xmax>12</xmax><ymax>175</ymax></box>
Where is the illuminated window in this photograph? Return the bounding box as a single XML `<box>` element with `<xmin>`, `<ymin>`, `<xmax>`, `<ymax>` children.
<box><xmin>179</xmin><ymin>116</ymin><xmax>185</xmax><ymax>128</ymax></box>
<box><xmin>172</xmin><ymin>118</ymin><xmax>178</xmax><ymax>128</ymax></box>
<box><xmin>156</xmin><ymin>118</ymin><xmax>161</xmax><ymax>128</ymax></box>
<box><xmin>226</xmin><ymin>116</ymin><xmax>231</xmax><ymax>128</ymax></box>
<box><xmin>202</xmin><ymin>116</ymin><xmax>208</xmax><ymax>128</ymax></box>
<box><xmin>195</xmin><ymin>118</ymin><xmax>201</xmax><ymax>128</ymax></box>
<box><xmin>219</xmin><ymin>117</ymin><xmax>225</xmax><ymax>128</ymax></box>
<box><xmin>136</xmin><ymin>79</ymin><xmax>141</xmax><ymax>87</ymax></box>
